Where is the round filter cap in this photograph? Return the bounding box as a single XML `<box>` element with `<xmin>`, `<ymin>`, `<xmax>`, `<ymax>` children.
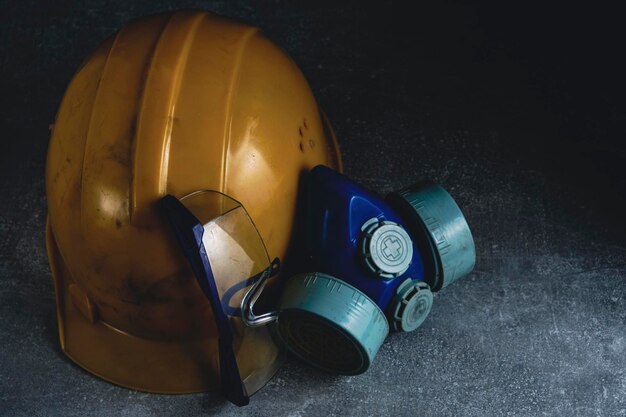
<box><xmin>277</xmin><ymin>272</ymin><xmax>389</xmax><ymax>375</ymax></box>
<box><xmin>389</xmin><ymin>279</ymin><xmax>433</xmax><ymax>332</ymax></box>
<box><xmin>391</xmin><ymin>184</ymin><xmax>475</xmax><ymax>291</ymax></box>
<box><xmin>360</xmin><ymin>218</ymin><xmax>413</xmax><ymax>279</ymax></box>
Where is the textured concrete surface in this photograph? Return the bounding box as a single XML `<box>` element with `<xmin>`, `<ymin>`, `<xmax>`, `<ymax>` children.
<box><xmin>1</xmin><ymin>1</ymin><xmax>625</xmax><ymax>416</ymax></box>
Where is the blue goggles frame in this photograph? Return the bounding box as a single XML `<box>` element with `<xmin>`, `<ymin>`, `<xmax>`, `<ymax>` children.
<box><xmin>158</xmin><ymin>194</ymin><xmax>279</xmax><ymax>407</ymax></box>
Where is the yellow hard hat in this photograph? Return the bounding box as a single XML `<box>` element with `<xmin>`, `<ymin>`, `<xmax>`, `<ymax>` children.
<box><xmin>45</xmin><ymin>9</ymin><xmax>342</xmax><ymax>397</ymax></box>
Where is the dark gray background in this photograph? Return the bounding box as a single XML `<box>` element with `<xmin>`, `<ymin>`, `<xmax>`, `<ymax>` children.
<box><xmin>1</xmin><ymin>1</ymin><xmax>625</xmax><ymax>416</ymax></box>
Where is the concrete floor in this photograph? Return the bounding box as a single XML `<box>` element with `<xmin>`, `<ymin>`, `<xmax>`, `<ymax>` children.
<box><xmin>1</xmin><ymin>2</ymin><xmax>625</xmax><ymax>416</ymax></box>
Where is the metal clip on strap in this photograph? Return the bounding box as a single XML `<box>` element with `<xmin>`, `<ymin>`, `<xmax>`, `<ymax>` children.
<box><xmin>241</xmin><ymin>258</ymin><xmax>281</xmax><ymax>327</ymax></box>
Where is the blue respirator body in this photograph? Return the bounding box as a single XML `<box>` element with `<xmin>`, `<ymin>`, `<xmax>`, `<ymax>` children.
<box><xmin>307</xmin><ymin>165</ymin><xmax>427</xmax><ymax>308</ymax></box>
<box><xmin>276</xmin><ymin>165</ymin><xmax>475</xmax><ymax>375</ymax></box>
